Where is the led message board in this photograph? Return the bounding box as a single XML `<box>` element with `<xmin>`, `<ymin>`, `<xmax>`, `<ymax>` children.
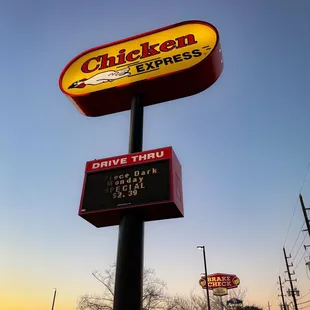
<box><xmin>79</xmin><ymin>147</ymin><xmax>183</xmax><ymax>227</ymax></box>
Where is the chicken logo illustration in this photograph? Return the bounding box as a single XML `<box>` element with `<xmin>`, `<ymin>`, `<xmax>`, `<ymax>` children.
<box><xmin>232</xmin><ymin>276</ymin><xmax>240</xmax><ymax>286</ymax></box>
<box><xmin>68</xmin><ymin>67</ymin><xmax>130</xmax><ymax>89</ymax></box>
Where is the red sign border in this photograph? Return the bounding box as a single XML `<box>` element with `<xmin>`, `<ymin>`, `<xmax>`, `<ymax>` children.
<box><xmin>199</xmin><ymin>273</ymin><xmax>240</xmax><ymax>290</ymax></box>
<box><xmin>78</xmin><ymin>146</ymin><xmax>183</xmax><ymax>227</ymax></box>
<box><xmin>59</xmin><ymin>20</ymin><xmax>219</xmax><ymax>97</ymax></box>
<box><xmin>85</xmin><ymin>146</ymin><xmax>172</xmax><ymax>172</ymax></box>
<box><xmin>58</xmin><ymin>20</ymin><xmax>223</xmax><ymax>117</ymax></box>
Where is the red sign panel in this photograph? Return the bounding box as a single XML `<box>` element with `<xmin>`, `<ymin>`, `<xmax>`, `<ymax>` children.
<box><xmin>79</xmin><ymin>147</ymin><xmax>183</xmax><ymax>227</ymax></box>
<box><xmin>199</xmin><ymin>273</ymin><xmax>240</xmax><ymax>290</ymax></box>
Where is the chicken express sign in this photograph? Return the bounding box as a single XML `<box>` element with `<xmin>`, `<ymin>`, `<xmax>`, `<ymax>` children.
<box><xmin>59</xmin><ymin>20</ymin><xmax>223</xmax><ymax>117</ymax></box>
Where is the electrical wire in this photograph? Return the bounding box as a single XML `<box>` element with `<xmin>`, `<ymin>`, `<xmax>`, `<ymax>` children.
<box><xmin>269</xmin><ymin>284</ymin><xmax>279</xmax><ymax>304</ymax></box>
<box><xmin>272</xmin><ymin>163</ymin><xmax>310</xmax><ymax>307</ymax></box>
<box><xmin>272</xmin><ymin>270</ymin><xmax>289</xmax><ymax>304</ymax></box>
<box><xmin>294</xmin><ymin>249</ymin><xmax>308</xmax><ymax>271</ymax></box>
<box><xmin>283</xmin><ymin>163</ymin><xmax>310</xmax><ymax>247</ymax></box>
<box><xmin>284</xmin><ymin>198</ymin><xmax>301</xmax><ymax>247</ymax></box>
<box><xmin>290</xmin><ymin>222</ymin><xmax>306</xmax><ymax>255</ymax></box>
<box><xmin>300</xmin><ymin>162</ymin><xmax>310</xmax><ymax>194</ymax></box>
<box><xmin>270</xmin><ymin>293</ymin><xmax>280</xmax><ymax>307</ymax></box>
<box><xmin>297</xmin><ymin>291</ymin><xmax>310</xmax><ymax>301</ymax></box>
<box><xmin>292</xmin><ymin>233</ymin><xmax>308</xmax><ymax>263</ymax></box>
<box><xmin>269</xmin><ymin>254</ymin><xmax>285</xmax><ymax>302</ymax></box>
<box><xmin>297</xmin><ymin>300</ymin><xmax>310</xmax><ymax>306</ymax></box>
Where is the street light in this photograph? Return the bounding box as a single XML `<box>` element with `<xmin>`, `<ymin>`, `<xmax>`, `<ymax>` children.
<box><xmin>197</xmin><ymin>245</ymin><xmax>211</xmax><ymax>310</ymax></box>
<box><xmin>51</xmin><ymin>288</ymin><xmax>57</xmax><ymax>310</ymax></box>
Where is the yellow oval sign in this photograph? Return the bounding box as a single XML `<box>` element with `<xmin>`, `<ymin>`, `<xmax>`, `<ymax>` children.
<box><xmin>60</xmin><ymin>21</ymin><xmax>218</xmax><ymax>96</ymax></box>
<box><xmin>213</xmin><ymin>288</ymin><xmax>228</xmax><ymax>296</ymax></box>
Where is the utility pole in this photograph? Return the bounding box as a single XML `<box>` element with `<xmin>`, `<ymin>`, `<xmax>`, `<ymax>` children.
<box><xmin>299</xmin><ymin>194</ymin><xmax>310</xmax><ymax>274</ymax></box>
<box><xmin>51</xmin><ymin>288</ymin><xmax>57</xmax><ymax>310</ymax></box>
<box><xmin>278</xmin><ymin>276</ymin><xmax>286</xmax><ymax>310</ymax></box>
<box><xmin>197</xmin><ymin>246</ymin><xmax>211</xmax><ymax>310</ymax></box>
<box><xmin>300</xmin><ymin>194</ymin><xmax>310</xmax><ymax>237</ymax></box>
<box><xmin>283</xmin><ymin>247</ymin><xmax>298</xmax><ymax>310</ymax></box>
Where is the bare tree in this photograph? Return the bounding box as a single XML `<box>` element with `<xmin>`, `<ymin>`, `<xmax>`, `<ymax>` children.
<box><xmin>228</xmin><ymin>287</ymin><xmax>248</xmax><ymax>302</ymax></box>
<box><xmin>77</xmin><ymin>267</ymin><xmax>252</xmax><ymax>310</ymax></box>
<box><xmin>239</xmin><ymin>306</ymin><xmax>262</xmax><ymax>310</ymax></box>
<box><xmin>77</xmin><ymin>265</ymin><xmax>169</xmax><ymax>310</ymax></box>
<box><xmin>77</xmin><ymin>294</ymin><xmax>114</xmax><ymax>310</ymax></box>
<box><xmin>166</xmin><ymin>293</ymin><xmax>209</xmax><ymax>310</ymax></box>
<box><xmin>166</xmin><ymin>288</ymin><xmax>247</xmax><ymax>310</ymax></box>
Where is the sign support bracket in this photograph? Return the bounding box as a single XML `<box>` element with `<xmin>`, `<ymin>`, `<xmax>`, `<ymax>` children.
<box><xmin>113</xmin><ymin>94</ymin><xmax>144</xmax><ymax>310</ymax></box>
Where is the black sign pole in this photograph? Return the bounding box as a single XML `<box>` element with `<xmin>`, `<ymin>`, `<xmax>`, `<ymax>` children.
<box><xmin>113</xmin><ymin>94</ymin><xmax>144</xmax><ymax>310</ymax></box>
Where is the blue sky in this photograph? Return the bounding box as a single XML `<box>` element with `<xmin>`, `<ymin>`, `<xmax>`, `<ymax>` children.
<box><xmin>1</xmin><ymin>1</ymin><xmax>310</xmax><ymax>309</ymax></box>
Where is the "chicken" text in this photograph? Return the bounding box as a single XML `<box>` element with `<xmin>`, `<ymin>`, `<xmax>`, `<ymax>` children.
<box><xmin>81</xmin><ymin>34</ymin><xmax>198</xmax><ymax>73</ymax></box>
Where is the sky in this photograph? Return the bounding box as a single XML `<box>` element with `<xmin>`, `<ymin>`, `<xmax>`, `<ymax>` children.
<box><xmin>1</xmin><ymin>0</ymin><xmax>310</xmax><ymax>309</ymax></box>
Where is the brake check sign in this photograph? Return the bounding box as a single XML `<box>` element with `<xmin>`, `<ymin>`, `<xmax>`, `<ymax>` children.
<box><xmin>199</xmin><ymin>273</ymin><xmax>240</xmax><ymax>290</ymax></box>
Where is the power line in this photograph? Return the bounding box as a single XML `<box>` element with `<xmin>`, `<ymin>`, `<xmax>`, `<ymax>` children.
<box><xmin>294</xmin><ymin>248</ymin><xmax>308</xmax><ymax>271</ymax></box>
<box><xmin>292</xmin><ymin>233</ymin><xmax>308</xmax><ymax>263</ymax></box>
<box><xmin>297</xmin><ymin>300</ymin><xmax>310</xmax><ymax>306</ymax></box>
<box><xmin>297</xmin><ymin>291</ymin><xmax>310</xmax><ymax>301</ymax></box>
<box><xmin>300</xmin><ymin>162</ymin><xmax>310</xmax><ymax>194</ymax></box>
<box><xmin>284</xmin><ymin>197</ymin><xmax>301</xmax><ymax>247</ymax></box>
<box><xmin>271</xmin><ymin>163</ymin><xmax>310</xmax><ymax>309</ymax></box>
<box><xmin>269</xmin><ymin>253</ymin><xmax>285</xmax><ymax>303</ymax></box>
<box><xmin>284</xmin><ymin>163</ymin><xmax>310</xmax><ymax>247</ymax></box>
<box><xmin>290</xmin><ymin>223</ymin><xmax>306</xmax><ymax>255</ymax></box>
<box><xmin>269</xmin><ymin>283</ymin><xmax>279</xmax><ymax>303</ymax></box>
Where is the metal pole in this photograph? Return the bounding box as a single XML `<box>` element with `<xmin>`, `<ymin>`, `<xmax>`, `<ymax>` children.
<box><xmin>279</xmin><ymin>276</ymin><xmax>286</xmax><ymax>310</ymax></box>
<box><xmin>299</xmin><ymin>194</ymin><xmax>310</xmax><ymax>238</ymax></box>
<box><xmin>283</xmin><ymin>247</ymin><xmax>298</xmax><ymax>310</ymax></box>
<box><xmin>51</xmin><ymin>288</ymin><xmax>57</xmax><ymax>310</ymax></box>
<box><xmin>202</xmin><ymin>246</ymin><xmax>211</xmax><ymax>310</ymax></box>
<box><xmin>220</xmin><ymin>295</ymin><xmax>224</xmax><ymax>310</ymax></box>
<box><xmin>113</xmin><ymin>94</ymin><xmax>144</xmax><ymax>310</ymax></box>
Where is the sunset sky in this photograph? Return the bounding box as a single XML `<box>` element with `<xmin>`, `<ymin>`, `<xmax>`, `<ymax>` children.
<box><xmin>1</xmin><ymin>1</ymin><xmax>310</xmax><ymax>310</ymax></box>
